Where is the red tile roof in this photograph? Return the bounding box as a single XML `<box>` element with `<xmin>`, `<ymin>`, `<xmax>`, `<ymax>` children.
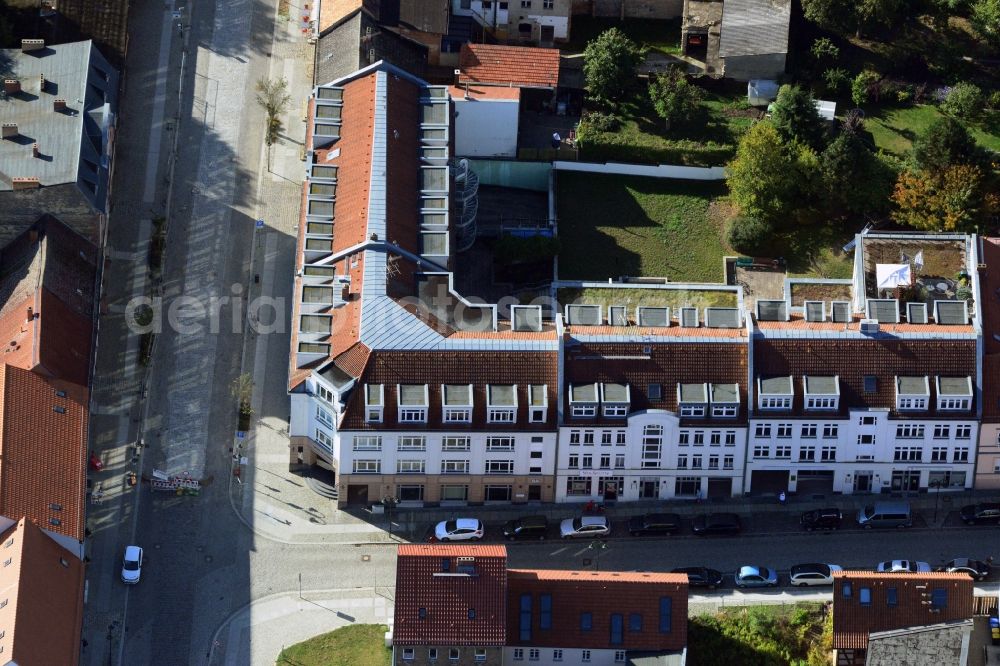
<box><xmin>979</xmin><ymin>237</ymin><xmax>1000</xmax><ymax>421</ymax></box>
<box><xmin>564</xmin><ymin>325</ymin><xmax>747</xmax><ymax>338</ymax></box>
<box><xmin>832</xmin><ymin>571</ymin><xmax>973</xmax><ymax>650</ymax></box>
<box><xmin>0</xmin><ymin>365</ymin><xmax>88</xmax><ymax>541</ymax></box>
<box><xmin>564</xmin><ymin>342</ymin><xmax>748</xmax><ymax>424</ymax></box>
<box><xmin>0</xmin><ymin>518</ymin><xmax>84</xmax><ymax>666</ymax></box>
<box><xmin>394</xmin><ymin>544</ymin><xmax>507</xmax><ymax>646</ymax></box>
<box><xmin>459</xmin><ymin>43</ymin><xmax>560</xmax><ymax>88</ymax></box>
<box><xmin>506</xmin><ymin>569</ymin><xmax>688</xmax><ymax>651</ymax></box>
<box><xmin>448</xmin><ymin>84</ymin><xmax>522</xmax><ymax>101</ymax></box>
<box><xmin>341</xmin><ymin>349</ymin><xmax>559</xmax><ymax>430</ymax></box>
<box><xmin>753</xmin><ymin>338</ymin><xmax>976</xmax><ymax>417</ymax></box>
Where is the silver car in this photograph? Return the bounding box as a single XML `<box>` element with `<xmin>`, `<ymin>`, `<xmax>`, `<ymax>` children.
<box><xmin>790</xmin><ymin>563</ymin><xmax>842</xmax><ymax>586</ymax></box>
<box><xmin>876</xmin><ymin>559</ymin><xmax>931</xmax><ymax>573</ymax></box>
<box><xmin>735</xmin><ymin>565</ymin><xmax>779</xmax><ymax>588</ymax></box>
<box><xmin>560</xmin><ymin>515</ymin><xmax>610</xmax><ymax>539</ymax></box>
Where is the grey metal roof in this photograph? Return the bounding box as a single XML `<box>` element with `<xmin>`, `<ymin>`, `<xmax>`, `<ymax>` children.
<box><xmin>897</xmin><ymin>376</ymin><xmax>929</xmax><ymax>395</ymax></box>
<box><xmin>760</xmin><ymin>376</ymin><xmax>793</xmax><ymax>395</ymax></box>
<box><xmin>938</xmin><ymin>376</ymin><xmax>972</xmax><ymax>396</ymax></box>
<box><xmin>804</xmin><ymin>375</ymin><xmax>839</xmax><ymax>395</ymax></box>
<box><xmin>488</xmin><ymin>384</ymin><xmax>516</xmax><ymax>406</ymax></box>
<box><xmin>719</xmin><ymin>0</ymin><xmax>791</xmax><ymax>58</ymax></box>
<box><xmin>443</xmin><ymin>384</ymin><xmax>472</xmax><ymax>405</ymax></box>
<box><xmin>0</xmin><ymin>41</ymin><xmax>117</xmax><ymax>210</ymax></box>
<box><xmin>678</xmin><ymin>382</ymin><xmax>708</xmax><ymax>403</ymax></box>
<box><xmin>601</xmin><ymin>382</ymin><xmax>630</xmax><ymax>403</ymax></box>
<box><xmin>570</xmin><ymin>383</ymin><xmax>598</xmax><ymax>402</ymax></box>
<box><xmin>711</xmin><ymin>383</ymin><xmax>739</xmax><ymax>403</ymax></box>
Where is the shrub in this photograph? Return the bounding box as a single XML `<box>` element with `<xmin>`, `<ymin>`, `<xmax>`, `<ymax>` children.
<box><xmin>727</xmin><ymin>216</ymin><xmax>773</xmax><ymax>253</ymax></box>
<box><xmin>582</xmin><ymin>111</ymin><xmax>620</xmax><ymax>132</ymax></box>
<box><xmin>988</xmin><ymin>90</ymin><xmax>1000</xmax><ymax>110</ymax></box>
<box><xmin>942</xmin><ymin>82</ymin><xmax>984</xmax><ymax>121</ymax></box>
<box><xmin>852</xmin><ymin>70</ymin><xmax>881</xmax><ymax>106</ymax></box>
<box><xmin>810</xmin><ymin>37</ymin><xmax>840</xmax><ymax>63</ymax></box>
<box><xmin>896</xmin><ymin>89</ymin><xmax>912</xmax><ymax>104</ymax></box>
<box><xmin>822</xmin><ymin>68</ymin><xmax>851</xmax><ymax>96</ymax></box>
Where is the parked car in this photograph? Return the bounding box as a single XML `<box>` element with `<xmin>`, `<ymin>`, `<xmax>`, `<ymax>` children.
<box><xmin>672</xmin><ymin>567</ymin><xmax>724</xmax><ymax>589</ymax></box>
<box><xmin>502</xmin><ymin>515</ymin><xmax>549</xmax><ymax>541</ymax></box>
<box><xmin>942</xmin><ymin>558</ymin><xmax>991</xmax><ymax>581</ymax></box>
<box><xmin>628</xmin><ymin>513</ymin><xmax>682</xmax><ymax>536</ymax></box>
<box><xmin>959</xmin><ymin>503</ymin><xmax>1000</xmax><ymax>525</ymax></box>
<box><xmin>433</xmin><ymin>518</ymin><xmax>484</xmax><ymax>542</ymax></box>
<box><xmin>560</xmin><ymin>515</ymin><xmax>611</xmax><ymax>539</ymax></box>
<box><xmin>121</xmin><ymin>545</ymin><xmax>143</xmax><ymax>584</ymax></box>
<box><xmin>857</xmin><ymin>502</ymin><xmax>912</xmax><ymax>529</ymax></box>
<box><xmin>692</xmin><ymin>513</ymin><xmax>742</xmax><ymax>536</ymax></box>
<box><xmin>876</xmin><ymin>559</ymin><xmax>931</xmax><ymax>573</ymax></box>
<box><xmin>735</xmin><ymin>565</ymin><xmax>779</xmax><ymax>588</ymax></box>
<box><xmin>800</xmin><ymin>508</ymin><xmax>842</xmax><ymax>531</ymax></box>
<box><xmin>790</xmin><ymin>563</ymin><xmax>842</xmax><ymax>586</ymax></box>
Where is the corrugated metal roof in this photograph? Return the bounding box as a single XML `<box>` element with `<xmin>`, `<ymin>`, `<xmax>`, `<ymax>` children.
<box><xmin>719</xmin><ymin>0</ymin><xmax>791</xmax><ymax>58</ymax></box>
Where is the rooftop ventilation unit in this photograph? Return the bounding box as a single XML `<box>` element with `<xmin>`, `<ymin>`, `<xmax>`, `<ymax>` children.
<box><xmin>859</xmin><ymin>319</ymin><xmax>879</xmax><ymax>334</ymax></box>
<box><xmin>804</xmin><ymin>301</ymin><xmax>825</xmax><ymax>322</ymax></box>
<box><xmin>679</xmin><ymin>307</ymin><xmax>698</xmax><ymax>328</ymax></box>
<box><xmin>830</xmin><ymin>301</ymin><xmax>851</xmax><ymax>324</ymax></box>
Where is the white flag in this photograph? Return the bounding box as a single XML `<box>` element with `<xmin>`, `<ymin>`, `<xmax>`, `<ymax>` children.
<box><xmin>914</xmin><ymin>250</ymin><xmax>924</xmax><ymax>270</ymax></box>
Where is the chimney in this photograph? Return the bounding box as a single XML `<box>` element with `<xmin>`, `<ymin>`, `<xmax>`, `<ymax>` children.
<box><xmin>1</xmin><ymin>123</ymin><xmax>17</xmax><ymax>139</ymax></box>
<box><xmin>11</xmin><ymin>177</ymin><xmax>40</xmax><ymax>190</ymax></box>
<box><xmin>53</xmin><ymin>98</ymin><xmax>66</xmax><ymax>112</ymax></box>
<box><xmin>3</xmin><ymin>80</ymin><xmax>19</xmax><ymax>95</ymax></box>
<box><xmin>20</xmin><ymin>39</ymin><xmax>45</xmax><ymax>53</ymax></box>
<box><xmin>32</xmin><ymin>143</ymin><xmax>39</xmax><ymax>158</ymax></box>
<box><xmin>38</xmin><ymin>74</ymin><xmax>45</xmax><ymax>93</ymax></box>
<box><xmin>26</xmin><ymin>307</ymin><xmax>33</xmax><ymax>322</ymax></box>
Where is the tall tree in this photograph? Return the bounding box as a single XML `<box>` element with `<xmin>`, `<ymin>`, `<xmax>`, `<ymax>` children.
<box><xmin>726</xmin><ymin>122</ymin><xmax>800</xmax><ymax>224</ymax></box>
<box><xmin>820</xmin><ymin>134</ymin><xmax>896</xmax><ymax>216</ymax></box>
<box><xmin>892</xmin><ymin>164</ymin><xmax>989</xmax><ymax>232</ymax></box>
<box><xmin>769</xmin><ymin>84</ymin><xmax>828</xmax><ymax>150</ymax></box>
<box><xmin>802</xmin><ymin>0</ymin><xmax>857</xmax><ymax>31</ymax></box>
<box><xmin>971</xmin><ymin>0</ymin><xmax>1000</xmax><ymax>46</ymax></box>
<box><xmin>647</xmin><ymin>66</ymin><xmax>703</xmax><ymax>131</ymax></box>
<box><xmin>911</xmin><ymin>116</ymin><xmax>982</xmax><ymax>173</ymax></box>
<box><xmin>583</xmin><ymin>28</ymin><xmax>642</xmax><ymax>105</ymax></box>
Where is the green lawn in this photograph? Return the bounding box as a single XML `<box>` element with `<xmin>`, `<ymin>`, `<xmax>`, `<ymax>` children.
<box><xmin>865</xmin><ymin>104</ymin><xmax>1000</xmax><ymax>157</ymax></box>
<box><xmin>578</xmin><ymin>89</ymin><xmax>756</xmax><ymax>166</ymax></box>
<box><xmin>276</xmin><ymin>625</ymin><xmax>390</xmax><ymax>666</ymax></box>
<box><xmin>564</xmin><ymin>16</ymin><xmax>681</xmax><ymax>55</ymax></box>
<box><xmin>557</xmin><ymin>172</ymin><xmax>730</xmax><ymax>282</ymax></box>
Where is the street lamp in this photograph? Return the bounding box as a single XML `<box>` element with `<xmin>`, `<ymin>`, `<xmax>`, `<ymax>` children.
<box><xmin>382</xmin><ymin>496</ymin><xmax>399</xmax><ymax>541</ymax></box>
<box><xmin>587</xmin><ymin>539</ymin><xmax>608</xmax><ymax>571</ymax></box>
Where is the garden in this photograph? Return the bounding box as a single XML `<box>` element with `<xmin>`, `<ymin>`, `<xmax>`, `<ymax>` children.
<box><xmin>275</xmin><ymin>624</ymin><xmax>390</xmax><ymax>666</ymax></box>
<box><xmin>688</xmin><ymin>603</ymin><xmax>832</xmax><ymax>666</ymax></box>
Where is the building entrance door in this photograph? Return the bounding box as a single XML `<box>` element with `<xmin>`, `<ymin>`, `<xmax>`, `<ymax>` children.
<box><xmin>527</xmin><ymin>484</ymin><xmax>541</xmax><ymax>501</ymax></box>
<box><xmin>639</xmin><ymin>479</ymin><xmax>659</xmax><ymax>499</ymax></box>
<box><xmin>853</xmin><ymin>473</ymin><xmax>873</xmax><ymax>493</ymax></box>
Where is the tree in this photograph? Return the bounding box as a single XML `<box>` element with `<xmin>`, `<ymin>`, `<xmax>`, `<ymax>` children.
<box><xmin>802</xmin><ymin>0</ymin><xmax>856</xmax><ymax>31</ymax></box>
<box><xmin>820</xmin><ymin>134</ymin><xmax>897</xmax><ymax>216</ymax></box>
<box><xmin>857</xmin><ymin>0</ymin><xmax>906</xmax><ymax>30</ymax></box>
<box><xmin>892</xmin><ymin>164</ymin><xmax>988</xmax><ymax>231</ymax></box>
<box><xmin>726</xmin><ymin>122</ymin><xmax>801</xmax><ymax>224</ymax></box>
<box><xmin>231</xmin><ymin>373</ymin><xmax>254</xmax><ymax>416</ymax></box>
<box><xmin>851</xmin><ymin>70</ymin><xmax>881</xmax><ymax>106</ymax></box>
<box><xmin>942</xmin><ymin>82</ymin><xmax>984</xmax><ymax>121</ymax></box>
<box><xmin>255</xmin><ymin>77</ymin><xmax>291</xmax><ymax>146</ymax></box>
<box><xmin>583</xmin><ymin>28</ymin><xmax>642</xmax><ymax>105</ymax></box>
<box><xmin>911</xmin><ymin>116</ymin><xmax>981</xmax><ymax>172</ymax></box>
<box><xmin>647</xmin><ymin>67</ymin><xmax>703</xmax><ymax>130</ymax></box>
<box><xmin>769</xmin><ymin>85</ymin><xmax>827</xmax><ymax>150</ymax></box>
<box><xmin>971</xmin><ymin>0</ymin><xmax>1000</xmax><ymax>46</ymax></box>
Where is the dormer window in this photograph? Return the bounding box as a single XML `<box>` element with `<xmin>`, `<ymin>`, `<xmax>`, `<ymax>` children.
<box><xmin>600</xmin><ymin>383</ymin><xmax>630</xmax><ymax>418</ymax></box>
<box><xmin>895</xmin><ymin>376</ymin><xmax>929</xmax><ymax>411</ymax></box>
<box><xmin>803</xmin><ymin>375</ymin><xmax>839</xmax><ymax>411</ymax></box>
<box><xmin>677</xmin><ymin>383</ymin><xmax>707</xmax><ymax>417</ymax></box>
<box><xmin>487</xmin><ymin>385</ymin><xmax>517</xmax><ymax>423</ymax></box>
<box><xmin>936</xmin><ymin>376</ymin><xmax>972</xmax><ymax>412</ymax></box>
<box><xmin>398</xmin><ymin>384</ymin><xmax>429</xmax><ymax>423</ymax></box>
<box><xmin>365</xmin><ymin>384</ymin><xmax>384</xmax><ymax>423</ymax></box>
<box><xmin>528</xmin><ymin>384</ymin><xmax>547</xmax><ymax>423</ymax></box>
<box><xmin>442</xmin><ymin>384</ymin><xmax>473</xmax><ymax>423</ymax></box>
<box><xmin>710</xmin><ymin>383</ymin><xmax>739</xmax><ymax>417</ymax></box>
<box><xmin>758</xmin><ymin>376</ymin><xmax>793</xmax><ymax>411</ymax></box>
<box><xmin>569</xmin><ymin>383</ymin><xmax>598</xmax><ymax>418</ymax></box>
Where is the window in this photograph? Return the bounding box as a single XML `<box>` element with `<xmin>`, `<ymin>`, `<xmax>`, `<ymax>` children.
<box><xmin>659</xmin><ymin>596</ymin><xmax>672</xmax><ymax>633</ymax></box>
<box><xmin>398</xmin><ymin>485</ymin><xmax>424</xmax><ymax>502</ymax></box>
<box><xmin>678</xmin><ymin>431</ymin><xmax>690</xmax><ymax>446</ymax></box>
<box><xmin>629</xmin><ymin>613</ymin><xmax>643</xmax><ymax>632</ymax></box>
<box><xmin>898</xmin><ymin>396</ymin><xmax>928</xmax><ymax>411</ymax></box>
<box><xmin>442</xmin><ymin>437</ymin><xmax>471</xmax><ymax>451</ymax></box>
<box><xmin>725</xmin><ymin>431</ymin><xmax>737</xmax><ymax>446</ymax></box>
<box><xmin>642</xmin><ymin>425</ymin><xmax>663</xmax><ymax>468</ymax></box>
<box><xmin>521</xmin><ymin>0</ymin><xmax>531</xmax><ymax>6</ymax></box>
<box><xmin>775</xmin><ymin>444</ymin><xmax>792</xmax><ymax>459</ymax></box>
<box><xmin>443</xmin><ymin>407</ymin><xmax>471</xmax><ymax>423</ymax></box>
<box><xmin>603</xmin><ymin>403</ymin><xmax>629</xmax><ymax>418</ymax></box>
<box><xmin>857</xmin><ymin>433</ymin><xmax>874</xmax><ymax>446</ymax></box>
<box><xmin>582</xmin><ymin>455</ymin><xmax>593</xmax><ymax>468</ymax></box>
<box><xmin>569</xmin><ymin>454</ymin><xmax>579</xmax><ymax>468</ymax></box>
<box><xmin>442</xmin><ymin>459</ymin><xmax>470</xmax><ymax>474</ymax></box>
<box><xmin>954</xmin><ymin>447</ymin><xmax>970</xmax><ymax>462</ymax></box>
<box><xmin>528</xmin><ymin>649</ymin><xmax>539</xmax><ymax>661</ymax></box>
<box><xmin>723</xmin><ymin>455</ymin><xmax>734</xmax><ymax>470</ymax></box>
<box><xmin>449</xmin><ymin>648</ymin><xmax>460</xmax><ymax>661</ymax></box>
<box><xmin>602</xmin><ymin>431</ymin><xmax>612</xmax><ymax>445</ymax></box>
<box><xmin>317</xmin><ymin>384</ymin><xmax>334</xmax><ymax>404</ymax></box>
<box><xmin>933</xmin><ymin>425</ymin><xmax>950</xmax><ymax>440</ymax></box>
<box><xmin>553</xmin><ymin>649</ymin><xmax>563</xmax><ymax>661</ymax></box>
<box><xmin>755</xmin><ymin>424</ymin><xmax>771</xmax><ymax>438</ymax></box>
<box><xmin>567</xmin><ymin>477</ymin><xmax>591</xmax><ymax>496</ymax></box>
<box><xmin>895</xmin><ymin>424</ymin><xmax>925</xmax><ymax>439</ymax></box>
<box><xmin>571</xmin><ymin>404</ymin><xmax>597</xmax><ymax>418</ymax></box>
<box><xmin>398</xmin><ymin>436</ymin><xmax>426</xmax><ymax>451</ymax></box>
<box><xmin>513</xmin><ymin>649</ymin><xmax>524</xmax><ymax>661</ymax></box>
<box><xmin>693</xmin><ymin>432</ymin><xmax>705</xmax><ymax>446</ymax></box>
<box><xmin>396</xmin><ymin>460</ymin><xmax>425</xmax><ymax>474</ymax></box>
<box><xmin>801</xmin><ymin>424</ymin><xmax>817</xmax><ymax>439</ymax></box>
<box><xmin>859</xmin><ymin>587</ymin><xmax>872</xmax><ymax>606</ymax></box>
<box><xmin>486</xmin><ymin>437</ymin><xmax>515</xmax><ymax>451</ymax></box>
<box><xmin>315</xmin><ymin>405</ymin><xmax>334</xmax><ymax>427</ymax></box>
<box><xmin>806</xmin><ymin>396</ymin><xmax>838</xmax><ymax>410</ymax></box>
<box><xmin>931</xmin><ymin>588</ymin><xmax>947</xmax><ymax>609</ymax></box>
<box><xmin>648</xmin><ymin>384</ymin><xmax>663</xmax><ymax>400</ymax></box>
<box><xmin>520</xmin><ymin>594</ymin><xmax>532</xmax><ymax>640</ymax></box>
<box><xmin>615</xmin><ymin>454</ymin><xmax>625</xmax><ymax>468</ymax></box>
<box><xmin>710</xmin><ymin>431</ymin><xmax>721</xmax><ymax>446</ymax></box>
<box><xmin>760</xmin><ymin>396</ymin><xmax>792</xmax><ymax>410</ymax></box>
<box><xmin>485</xmin><ymin>460</ymin><xmax>514</xmax><ymax>475</ymax></box>
<box><xmin>580</xmin><ymin>612</ymin><xmax>593</xmax><ymax>632</ymax></box>
<box><xmin>680</xmin><ymin>404</ymin><xmax>706</xmax><ymax>417</ymax></box>
<box><xmin>615</xmin><ymin>652</ymin><xmax>626</xmax><ymax>663</ymax></box>
<box><xmin>677</xmin><ymin>455</ymin><xmax>688</xmax><ymax>469</ymax></box>
<box><xmin>753</xmin><ymin>444</ymin><xmax>769</xmax><ymax>458</ymax></box>
<box><xmin>842</xmin><ymin>582</ymin><xmax>852</xmax><ymax>598</ymax></box>
<box><xmin>956</xmin><ymin>425</ymin><xmax>972</xmax><ymax>439</ymax></box>
<box><xmin>938</xmin><ymin>397</ymin><xmax>971</xmax><ymax>411</ymax></box>
<box><xmin>544</xmin><ymin>0</ymin><xmax>554</xmax><ymax>7</ymax></box>
<box><xmin>583</xmin><ymin>431</ymin><xmax>595</xmax><ymax>445</ymax></box>
<box><xmin>893</xmin><ymin>447</ymin><xmax>922</xmax><ymax>462</ymax></box>
<box><xmin>887</xmin><ymin>587</ymin><xmax>898</xmax><ymax>607</ymax></box>
<box><xmin>314</xmin><ymin>429</ymin><xmax>333</xmax><ymax>451</ymax></box>
<box><xmin>488</xmin><ymin>385</ymin><xmax>517</xmax><ymax>423</ymax></box>
<box><xmin>821</xmin><ymin>446</ymin><xmax>836</xmax><ymax>461</ymax></box>
<box><xmin>713</xmin><ymin>404</ymin><xmax>738</xmax><ymax>417</ymax></box>
<box><xmin>582</xmin><ymin>651</ymin><xmax>591</xmax><ymax>663</ymax></box>
<box><xmin>403</xmin><ymin>648</ymin><xmax>415</xmax><ymax>660</ymax></box>
<box><xmin>365</xmin><ymin>384</ymin><xmax>384</xmax><ymax>422</ymax></box>
<box><xmin>600</xmin><ymin>454</ymin><xmax>611</xmax><ymax>468</ymax></box>
<box><xmin>539</xmin><ymin>594</ymin><xmax>552</xmax><ymax>630</ymax></box>
<box><xmin>400</xmin><ymin>407</ymin><xmax>427</xmax><ymax>422</ymax></box>
<box><xmin>864</xmin><ymin>376</ymin><xmax>877</xmax><ymax>393</ymax></box>
<box><xmin>692</xmin><ymin>455</ymin><xmax>703</xmax><ymax>469</ymax></box>
<box><xmin>675</xmin><ymin>476</ymin><xmax>701</xmax><ymax>496</ymax></box>
<box><xmin>616</xmin><ymin>431</ymin><xmax>627</xmax><ymax>445</ymax></box>
<box><xmin>475</xmin><ymin>648</ymin><xmax>487</xmax><ymax>662</ymax></box>
<box><xmin>799</xmin><ymin>446</ymin><xmax>816</xmax><ymax>461</ymax></box>
<box><xmin>823</xmin><ymin>424</ymin><xmax>839</xmax><ymax>439</ymax></box>
<box><xmin>352</xmin><ymin>459</ymin><xmax>380</xmax><ymax>473</ymax></box>
<box><xmin>708</xmin><ymin>456</ymin><xmax>719</xmax><ymax>470</ymax></box>
<box><xmin>610</xmin><ymin>613</ymin><xmax>624</xmax><ymax>645</ymax></box>
<box><xmin>570</xmin><ymin>431</ymin><xmax>581</xmax><ymax>445</ymax></box>
<box><xmin>931</xmin><ymin>447</ymin><xmax>948</xmax><ymax>462</ymax></box>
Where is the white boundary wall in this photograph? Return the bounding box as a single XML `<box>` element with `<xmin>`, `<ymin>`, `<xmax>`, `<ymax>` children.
<box><xmin>553</xmin><ymin>160</ymin><xmax>726</xmax><ymax>180</ymax></box>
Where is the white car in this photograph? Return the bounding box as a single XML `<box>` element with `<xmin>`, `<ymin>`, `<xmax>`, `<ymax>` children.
<box><xmin>433</xmin><ymin>518</ymin><xmax>484</xmax><ymax>542</ymax></box>
<box><xmin>790</xmin><ymin>563</ymin><xmax>842</xmax><ymax>586</ymax></box>
<box><xmin>121</xmin><ymin>545</ymin><xmax>143</xmax><ymax>584</ymax></box>
<box><xmin>876</xmin><ymin>559</ymin><xmax>931</xmax><ymax>573</ymax></box>
<box><xmin>560</xmin><ymin>515</ymin><xmax>611</xmax><ymax>539</ymax></box>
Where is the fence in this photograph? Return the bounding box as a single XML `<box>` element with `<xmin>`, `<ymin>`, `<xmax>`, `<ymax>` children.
<box><xmin>468</xmin><ymin>159</ymin><xmax>552</xmax><ymax>191</ymax></box>
<box><xmin>553</xmin><ymin>160</ymin><xmax>727</xmax><ymax>181</ymax></box>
